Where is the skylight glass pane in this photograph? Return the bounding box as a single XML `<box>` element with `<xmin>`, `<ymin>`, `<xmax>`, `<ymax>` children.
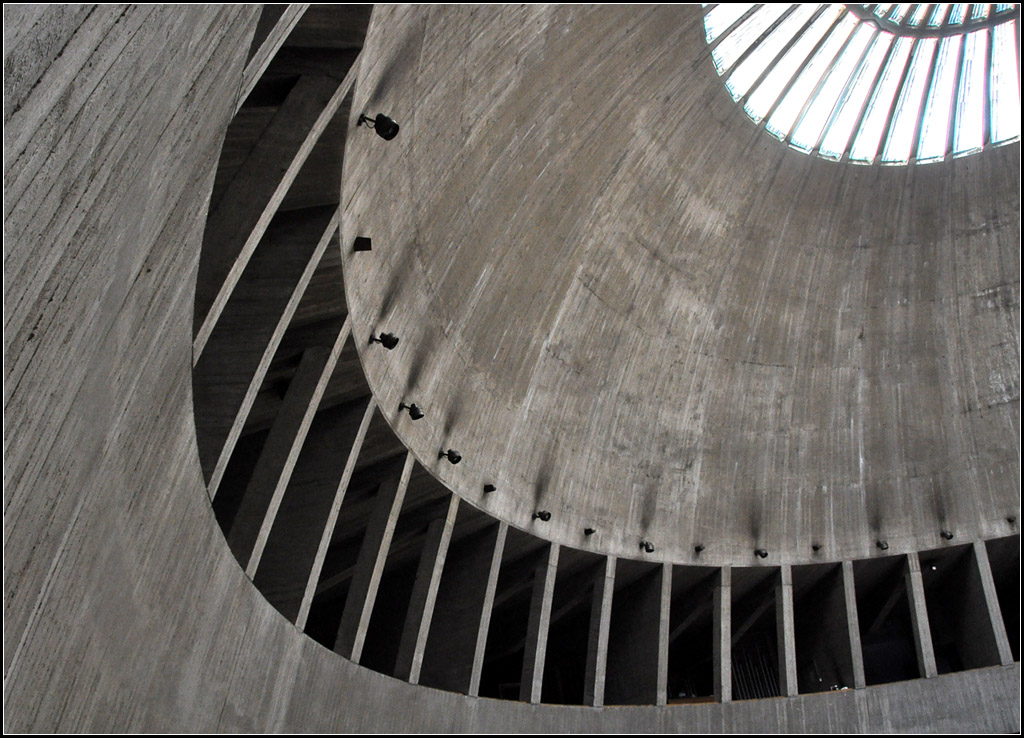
<box><xmin>995</xmin><ymin>4</ymin><xmax>1015</xmax><ymax>13</ymax></box>
<box><xmin>917</xmin><ymin>35</ymin><xmax>963</xmax><ymax>160</ymax></box>
<box><xmin>970</xmin><ymin>4</ymin><xmax>991</xmax><ymax>20</ymax></box>
<box><xmin>849</xmin><ymin>36</ymin><xmax>915</xmax><ymax>161</ymax></box>
<box><xmin>790</xmin><ymin>24</ymin><xmax>876</xmax><ymax>151</ymax></box>
<box><xmin>820</xmin><ymin>33</ymin><xmax>895</xmax><ymax>158</ymax></box>
<box><xmin>927</xmin><ymin>5</ymin><xmax>950</xmax><ymax>25</ymax></box>
<box><xmin>704</xmin><ymin>3</ymin><xmax>756</xmax><ymax>44</ymax></box>
<box><xmin>744</xmin><ymin>5</ymin><xmax>844</xmax><ymax>122</ymax></box>
<box><xmin>882</xmin><ymin>38</ymin><xmax>938</xmax><ymax>162</ymax></box>
<box><xmin>874</xmin><ymin>4</ymin><xmax>895</xmax><ymax>18</ymax></box>
<box><xmin>909</xmin><ymin>5</ymin><xmax>933</xmax><ymax>25</ymax></box>
<box><xmin>766</xmin><ymin>15</ymin><xmax>859</xmax><ymax>139</ymax></box>
<box><xmin>989</xmin><ymin>20</ymin><xmax>1022</xmax><ymax>143</ymax></box>
<box><xmin>953</xmin><ymin>29</ymin><xmax>988</xmax><ymax>153</ymax></box>
<box><xmin>726</xmin><ymin>5</ymin><xmax>821</xmax><ymax>100</ymax></box>
<box><xmin>948</xmin><ymin>5</ymin><xmax>969</xmax><ymax>24</ymax></box>
<box><xmin>713</xmin><ymin>4</ymin><xmax>792</xmax><ymax>74</ymax></box>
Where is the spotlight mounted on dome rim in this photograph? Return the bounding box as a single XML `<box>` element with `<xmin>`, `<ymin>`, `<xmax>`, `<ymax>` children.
<box><xmin>357</xmin><ymin>112</ymin><xmax>400</xmax><ymax>141</ymax></box>
<box><xmin>754</xmin><ymin>548</ymin><xmax>768</xmax><ymax>559</ymax></box>
<box><xmin>640</xmin><ymin>540</ymin><xmax>655</xmax><ymax>553</ymax></box>
<box><xmin>398</xmin><ymin>402</ymin><xmax>424</xmax><ymax>420</ymax></box>
<box><xmin>533</xmin><ymin>510</ymin><xmax>552</xmax><ymax>522</ymax></box>
<box><xmin>369</xmin><ymin>332</ymin><xmax>399</xmax><ymax>350</ymax></box>
<box><xmin>438</xmin><ymin>449</ymin><xmax>462</xmax><ymax>464</ymax></box>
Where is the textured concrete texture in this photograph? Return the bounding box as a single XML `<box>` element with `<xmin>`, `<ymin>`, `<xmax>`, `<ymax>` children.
<box><xmin>4</xmin><ymin>4</ymin><xmax>1020</xmax><ymax>733</ymax></box>
<box><xmin>343</xmin><ymin>4</ymin><xmax>1021</xmax><ymax>567</ymax></box>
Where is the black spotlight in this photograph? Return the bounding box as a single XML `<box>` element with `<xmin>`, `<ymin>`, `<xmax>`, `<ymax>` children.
<box><xmin>533</xmin><ymin>510</ymin><xmax>552</xmax><ymax>522</ymax></box>
<box><xmin>584</xmin><ymin>527</ymin><xmax>596</xmax><ymax>536</ymax></box>
<box><xmin>369</xmin><ymin>332</ymin><xmax>399</xmax><ymax>350</ymax></box>
<box><xmin>694</xmin><ymin>543</ymin><xmax>705</xmax><ymax>554</ymax></box>
<box><xmin>399</xmin><ymin>402</ymin><xmax>424</xmax><ymax>420</ymax></box>
<box><xmin>812</xmin><ymin>543</ymin><xmax>821</xmax><ymax>552</ymax></box>
<box><xmin>640</xmin><ymin>540</ymin><xmax>655</xmax><ymax>553</ymax></box>
<box><xmin>1008</xmin><ymin>516</ymin><xmax>1018</xmax><ymax>524</ymax></box>
<box><xmin>483</xmin><ymin>484</ymin><xmax>496</xmax><ymax>494</ymax></box>
<box><xmin>358</xmin><ymin>113</ymin><xmax>400</xmax><ymax>141</ymax></box>
<box><xmin>754</xmin><ymin>548</ymin><xmax>768</xmax><ymax>559</ymax></box>
<box><xmin>353</xmin><ymin>236</ymin><xmax>372</xmax><ymax>252</ymax></box>
<box><xmin>876</xmin><ymin>539</ymin><xmax>889</xmax><ymax>551</ymax></box>
<box><xmin>940</xmin><ymin>530</ymin><xmax>954</xmax><ymax>540</ymax></box>
<box><xmin>438</xmin><ymin>449</ymin><xmax>461</xmax><ymax>464</ymax></box>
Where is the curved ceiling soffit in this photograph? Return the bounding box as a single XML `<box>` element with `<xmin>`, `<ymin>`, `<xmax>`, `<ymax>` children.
<box><xmin>339</xmin><ymin>4</ymin><xmax>1021</xmax><ymax>568</ymax></box>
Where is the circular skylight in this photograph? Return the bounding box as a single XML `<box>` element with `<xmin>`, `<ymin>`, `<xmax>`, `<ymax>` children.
<box><xmin>704</xmin><ymin>4</ymin><xmax>1021</xmax><ymax>164</ymax></box>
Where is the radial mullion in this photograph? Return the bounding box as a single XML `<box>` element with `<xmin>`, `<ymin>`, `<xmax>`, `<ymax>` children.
<box><xmin>724</xmin><ymin>5</ymin><xmax>801</xmax><ymax>94</ymax></box>
<box><xmin>842</xmin><ymin>33</ymin><xmax>902</xmax><ymax>162</ymax></box>
<box><xmin>981</xmin><ymin>26</ymin><xmax>993</xmax><ymax>144</ymax></box>
<box><xmin>877</xmin><ymin>38</ymin><xmax>921</xmax><ymax>161</ymax></box>
<box><xmin>813</xmin><ymin>28</ymin><xmax>882</xmax><ymax>155</ymax></box>
<box><xmin>787</xmin><ymin>18</ymin><xmax>865</xmax><ymax>149</ymax></box>
<box><xmin>943</xmin><ymin>34</ymin><xmax>968</xmax><ymax>158</ymax></box>
<box><xmin>761</xmin><ymin>11</ymin><xmax>849</xmax><ymax>135</ymax></box>
<box><xmin>732</xmin><ymin>5</ymin><xmax>826</xmax><ymax>103</ymax></box>
<box><xmin>908</xmin><ymin>37</ymin><xmax>944</xmax><ymax>161</ymax></box>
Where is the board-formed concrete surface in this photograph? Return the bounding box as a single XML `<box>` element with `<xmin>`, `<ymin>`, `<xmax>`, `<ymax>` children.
<box><xmin>4</xmin><ymin>4</ymin><xmax>1020</xmax><ymax>733</ymax></box>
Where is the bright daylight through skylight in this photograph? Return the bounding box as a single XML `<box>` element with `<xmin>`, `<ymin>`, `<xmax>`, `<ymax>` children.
<box><xmin>704</xmin><ymin>4</ymin><xmax>1021</xmax><ymax>164</ymax></box>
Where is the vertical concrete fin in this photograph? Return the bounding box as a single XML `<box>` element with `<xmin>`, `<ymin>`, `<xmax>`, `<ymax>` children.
<box><xmin>657</xmin><ymin>562</ymin><xmax>672</xmax><ymax>706</ymax></box>
<box><xmin>972</xmin><ymin>541</ymin><xmax>1014</xmax><ymax>665</ymax></box>
<box><xmin>395</xmin><ymin>495</ymin><xmax>460</xmax><ymax>683</ymax></box>
<box><xmin>842</xmin><ymin>560</ymin><xmax>867</xmax><ymax>689</ymax></box>
<box><xmin>236</xmin><ymin>4</ymin><xmax>311</xmax><ymax>113</ymax></box>
<box><xmin>583</xmin><ymin>555</ymin><xmax>616</xmax><ymax>707</ymax></box>
<box><xmin>468</xmin><ymin>522</ymin><xmax>508</xmax><ymax>697</ymax></box>
<box><xmin>335</xmin><ymin>450</ymin><xmax>415</xmax><ymax>663</ymax></box>
<box><xmin>905</xmin><ymin>552</ymin><xmax>938</xmax><ymax>678</ymax></box>
<box><xmin>519</xmin><ymin>543</ymin><xmax>559</xmax><ymax>704</ymax></box>
<box><xmin>776</xmin><ymin>564</ymin><xmax>798</xmax><ymax>697</ymax></box>
<box><xmin>714</xmin><ymin>566</ymin><xmax>732</xmax><ymax>703</ymax></box>
<box><xmin>296</xmin><ymin>395</ymin><xmax>376</xmax><ymax>631</ymax></box>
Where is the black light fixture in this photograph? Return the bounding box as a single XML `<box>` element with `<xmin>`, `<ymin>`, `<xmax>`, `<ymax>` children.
<box><xmin>369</xmin><ymin>332</ymin><xmax>399</xmax><ymax>350</ymax></box>
<box><xmin>940</xmin><ymin>530</ymin><xmax>954</xmax><ymax>540</ymax></box>
<box><xmin>876</xmin><ymin>540</ymin><xmax>889</xmax><ymax>551</ymax></box>
<box><xmin>398</xmin><ymin>402</ymin><xmax>424</xmax><ymax>420</ymax></box>
<box><xmin>438</xmin><ymin>449</ymin><xmax>461</xmax><ymax>464</ymax></box>
<box><xmin>533</xmin><ymin>510</ymin><xmax>551</xmax><ymax>522</ymax></box>
<box><xmin>483</xmin><ymin>484</ymin><xmax>496</xmax><ymax>494</ymax></box>
<box><xmin>754</xmin><ymin>548</ymin><xmax>768</xmax><ymax>559</ymax></box>
<box><xmin>584</xmin><ymin>527</ymin><xmax>596</xmax><ymax>536</ymax></box>
<box><xmin>640</xmin><ymin>540</ymin><xmax>655</xmax><ymax>553</ymax></box>
<box><xmin>358</xmin><ymin>113</ymin><xmax>400</xmax><ymax>140</ymax></box>
<box><xmin>694</xmin><ymin>543</ymin><xmax>705</xmax><ymax>555</ymax></box>
<box><xmin>353</xmin><ymin>236</ymin><xmax>372</xmax><ymax>252</ymax></box>
<box><xmin>1008</xmin><ymin>515</ymin><xmax>1017</xmax><ymax>525</ymax></box>
<box><xmin>812</xmin><ymin>543</ymin><xmax>821</xmax><ymax>552</ymax></box>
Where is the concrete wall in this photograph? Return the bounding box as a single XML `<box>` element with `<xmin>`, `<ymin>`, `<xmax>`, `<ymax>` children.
<box><xmin>3</xmin><ymin>5</ymin><xmax>1020</xmax><ymax>733</ymax></box>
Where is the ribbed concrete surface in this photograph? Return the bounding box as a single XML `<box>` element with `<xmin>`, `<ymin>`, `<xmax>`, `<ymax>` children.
<box><xmin>342</xmin><ymin>5</ymin><xmax>1021</xmax><ymax>566</ymax></box>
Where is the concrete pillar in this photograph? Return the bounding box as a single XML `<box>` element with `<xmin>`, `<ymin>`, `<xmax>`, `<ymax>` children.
<box><xmin>713</xmin><ymin>566</ymin><xmax>732</xmax><ymax>703</ymax></box>
<box><xmin>296</xmin><ymin>397</ymin><xmax>376</xmax><ymax>631</ymax></box>
<box><xmin>395</xmin><ymin>495</ymin><xmax>459</xmax><ymax>683</ymax></box>
<box><xmin>520</xmin><ymin>543</ymin><xmax>559</xmax><ymax>704</ymax></box>
<box><xmin>775</xmin><ymin>565</ymin><xmax>798</xmax><ymax>697</ymax></box>
<box><xmin>334</xmin><ymin>451</ymin><xmax>414</xmax><ymax>663</ymax></box>
<box><xmin>905</xmin><ymin>552</ymin><xmax>938</xmax><ymax>678</ymax></box>
<box><xmin>657</xmin><ymin>563</ymin><xmax>672</xmax><ymax>706</ymax></box>
<box><xmin>583</xmin><ymin>556</ymin><xmax>616</xmax><ymax>707</ymax></box>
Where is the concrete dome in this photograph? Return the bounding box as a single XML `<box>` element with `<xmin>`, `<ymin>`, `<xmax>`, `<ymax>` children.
<box><xmin>4</xmin><ymin>4</ymin><xmax>1019</xmax><ymax>732</ymax></box>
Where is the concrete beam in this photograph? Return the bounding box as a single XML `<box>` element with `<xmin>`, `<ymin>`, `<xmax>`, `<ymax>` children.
<box><xmin>657</xmin><ymin>563</ymin><xmax>672</xmax><ymax>706</ymax></box>
<box><xmin>972</xmin><ymin>541</ymin><xmax>1015</xmax><ymax>666</ymax></box>
<box><xmin>395</xmin><ymin>495</ymin><xmax>459</xmax><ymax>683</ymax></box>
<box><xmin>905</xmin><ymin>553</ymin><xmax>938</xmax><ymax>678</ymax></box>
<box><xmin>583</xmin><ymin>556</ymin><xmax>616</xmax><ymax>707</ymax></box>
<box><xmin>235</xmin><ymin>4</ymin><xmax>311</xmax><ymax>113</ymax></box>
<box><xmin>520</xmin><ymin>544</ymin><xmax>560</xmax><ymax>704</ymax></box>
<box><xmin>334</xmin><ymin>451</ymin><xmax>415</xmax><ymax>663</ymax></box>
